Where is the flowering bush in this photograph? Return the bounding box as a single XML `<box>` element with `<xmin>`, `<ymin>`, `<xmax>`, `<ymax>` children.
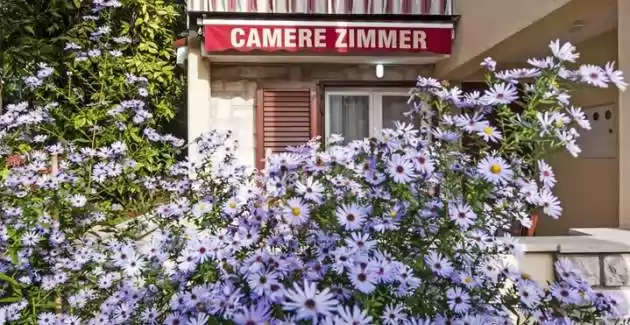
<box><xmin>1</xmin><ymin>1</ymin><xmax>629</xmax><ymax>324</ymax></box>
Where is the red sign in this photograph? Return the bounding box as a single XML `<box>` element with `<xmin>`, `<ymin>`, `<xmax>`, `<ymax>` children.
<box><xmin>202</xmin><ymin>20</ymin><xmax>453</xmax><ymax>55</ymax></box>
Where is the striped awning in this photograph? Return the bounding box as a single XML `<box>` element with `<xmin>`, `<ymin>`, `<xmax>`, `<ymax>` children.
<box><xmin>187</xmin><ymin>0</ymin><xmax>453</xmax><ymax>15</ymax></box>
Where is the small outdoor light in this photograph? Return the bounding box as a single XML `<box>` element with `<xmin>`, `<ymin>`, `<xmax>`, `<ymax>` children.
<box><xmin>375</xmin><ymin>64</ymin><xmax>384</xmax><ymax>79</ymax></box>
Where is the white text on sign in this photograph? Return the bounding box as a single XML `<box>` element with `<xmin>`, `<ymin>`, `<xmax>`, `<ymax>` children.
<box><xmin>229</xmin><ymin>27</ymin><xmax>428</xmax><ymax>50</ymax></box>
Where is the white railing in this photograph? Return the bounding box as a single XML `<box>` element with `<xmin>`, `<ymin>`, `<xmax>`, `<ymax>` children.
<box><xmin>187</xmin><ymin>0</ymin><xmax>453</xmax><ymax>15</ymax></box>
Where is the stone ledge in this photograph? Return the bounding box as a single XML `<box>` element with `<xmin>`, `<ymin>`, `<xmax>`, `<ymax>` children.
<box><xmin>570</xmin><ymin>228</ymin><xmax>630</xmax><ymax>247</ymax></box>
<box><xmin>520</xmin><ymin>236</ymin><xmax>630</xmax><ymax>253</ymax></box>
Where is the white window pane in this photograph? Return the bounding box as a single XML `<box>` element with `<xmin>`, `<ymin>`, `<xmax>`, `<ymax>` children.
<box><xmin>381</xmin><ymin>95</ymin><xmax>420</xmax><ymax>129</ymax></box>
<box><xmin>329</xmin><ymin>95</ymin><xmax>370</xmax><ymax>142</ymax></box>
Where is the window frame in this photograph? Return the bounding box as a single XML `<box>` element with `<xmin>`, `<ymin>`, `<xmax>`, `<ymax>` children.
<box><xmin>324</xmin><ymin>88</ymin><xmax>410</xmax><ymax>140</ymax></box>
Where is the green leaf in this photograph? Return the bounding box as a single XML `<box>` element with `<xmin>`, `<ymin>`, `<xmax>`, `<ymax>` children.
<box><xmin>129</xmin><ymin>131</ymin><xmax>143</xmax><ymax>143</ymax></box>
<box><xmin>0</xmin><ymin>296</ymin><xmax>22</xmax><ymax>303</ymax></box>
<box><xmin>73</xmin><ymin>0</ymin><xmax>81</xmax><ymax>8</ymax></box>
<box><xmin>17</xmin><ymin>143</ymin><xmax>31</xmax><ymax>154</ymax></box>
<box><xmin>73</xmin><ymin>116</ymin><xmax>87</xmax><ymax>128</ymax></box>
<box><xmin>0</xmin><ymin>272</ymin><xmax>22</xmax><ymax>288</ymax></box>
<box><xmin>24</xmin><ymin>25</ymin><xmax>35</xmax><ymax>35</ymax></box>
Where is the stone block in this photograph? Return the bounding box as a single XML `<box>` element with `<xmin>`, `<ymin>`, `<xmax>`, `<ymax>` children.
<box><xmin>210</xmin><ymin>80</ymin><xmax>224</xmax><ymax>91</ymax></box>
<box><xmin>289</xmin><ymin>66</ymin><xmax>302</xmax><ymax>81</ymax></box>
<box><xmin>598</xmin><ymin>288</ymin><xmax>630</xmax><ymax>317</ymax></box>
<box><xmin>360</xmin><ymin>70</ymin><xmax>376</xmax><ymax>81</ymax></box>
<box><xmin>211</xmin><ymin>66</ymin><xmax>241</xmax><ymax>79</ymax></box>
<box><xmin>603</xmin><ymin>255</ymin><xmax>630</xmax><ymax>286</ymax></box>
<box><xmin>517</xmin><ymin>253</ymin><xmax>555</xmax><ymax>287</ymax></box>
<box><xmin>384</xmin><ymin>69</ymin><xmax>404</xmax><ymax>80</ymax></box>
<box><xmin>405</xmin><ymin>69</ymin><xmax>420</xmax><ymax>80</ymax></box>
<box><xmin>224</xmin><ymin>81</ymin><xmax>246</xmax><ymax>92</ymax></box>
<box><xmin>312</xmin><ymin>69</ymin><xmax>345</xmax><ymax>79</ymax></box>
<box><xmin>559</xmin><ymin>254</ymin><xmax>601</xmax><ymax>286</ymax></box>
<box><xmin>342</xmin><ymin>67</ymin><xmax>360</xmax><ymax>80</ymax></box>
<box><xmin>240</xmin><ymin>67</ymin><xmax>259</xmax><ymax>79</ymax></box>
<box><xmin>255</xmin><ymin>67</ymin><xmax>289</xmax><ymax>79</ymax></box>
<box><xmin>244</xmin><ymin>82</ymin><xmax>258</xmax><ymax>99</ymax></box>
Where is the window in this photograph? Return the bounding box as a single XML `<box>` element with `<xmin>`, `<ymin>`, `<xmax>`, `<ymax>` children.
<box><xmin>324</xmin><ymin>89</ymin><xmax>417</xmax><ymax>142</ymax></box>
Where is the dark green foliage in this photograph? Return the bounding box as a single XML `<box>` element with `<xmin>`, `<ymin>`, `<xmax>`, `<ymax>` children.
<box><xmin>0</xmin><ymin>0</ymin><xmax>82</xmax><ymax>105</ymax></box>
<box><xmin>1</xmin><ymin>0</ymin><xmax>186</xmax><ymax>216</ymax></box>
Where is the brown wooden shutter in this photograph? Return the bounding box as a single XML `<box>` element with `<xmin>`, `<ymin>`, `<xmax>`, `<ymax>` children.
<box><xmin>255</xmin><ymin>89</ymin><xmax>316</xmax><ymax>170</ymax></box>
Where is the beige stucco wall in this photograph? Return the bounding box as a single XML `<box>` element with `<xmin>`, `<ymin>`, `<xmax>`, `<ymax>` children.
<box><xmin>437</xmin><ymin>0</ymin><xmax>572</xmax><ymax>79</ymax></box>
<box><xmin>539</xmin><ymin>30</ymin><xmax>619</xmax><ymax>235</ymax></box>
<box><xmin>618</xmin><ymin>0</ymin><xmax>630</xmax><ymax>230</ymax></box>
<box><xmin>207</xmin><ymin>63</ymin><xmax>432</xmax><ymax>168</ymax></box>
<box><xmin>187</xmin><ymin>38</ymin><xmax>212</xmax><ymax>163</ymax></box>
<box><xmin>457</xmin><ymin>30</ymin><xmax>619</xmax><ymax>235</ymax></box>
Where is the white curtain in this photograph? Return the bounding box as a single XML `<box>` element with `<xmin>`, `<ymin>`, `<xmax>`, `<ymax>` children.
<box><xmin>213</xmin><ymin>0</ymin><xmax>226</xmax><ymax>11</ymax></box>
<box><xmin>256</xmin><ymin>0</ymin><xmax>269</xmax><ymax>12</ymax></box>
<box><xmin>235</xmin><ymin>0</ymin><xmax>248</xmax><ymax>11</ymax></box>
<box><xmin>329</xmin><ymin>95</ymin><xmax>369</xmax><ymax>142</ymax></box>
<box><xmin>333</xmin><ymin>0</ymin><xmax>345</xmax><ymax>14</ymax></box>
<box><xmin>444</xmin><ymin>0</ymin><xmax>453</xmax><ymax>14</ymax></box>
<box><xmin>314</xmin><ymin>0</ymin><xmax>327</xmax><ymax>13</ymax></box>
<box><xmin>274</xmin><ymin>0</ymin><xmax>288</xmax><ymax>12</ymax></box>
<box><xmin>372</xmin><ymin>0</ymin><xmax>384</xmax><ymax>13</ymax></box>
<box><xmin>430</xmin><ymin>0</ymin><xmax>441</xmax><ymax>14</ymax></box>
<box><xmin>391</xmin><ymin>0</ymin><xmax>401</xmax><ymax>14</ymax></box>
<box><xmin>294</xmin><ymin>0</ymin><xmax>307</xmax><ymax>12</ymax></box>
<box><xmin>410</xmin><ymin>0</ymin><xmax>421</xmax><ymax>14</ymax></box>
<box><xmin>353</xmin><ymin>0</ymin><xmax>365</xmax><ymax>13</ymax></box>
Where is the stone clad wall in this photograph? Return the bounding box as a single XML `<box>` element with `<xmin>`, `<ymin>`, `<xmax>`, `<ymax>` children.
<box><xmin>207</xmin><ymin>63</ymin><xmax>433</xmax><ymax>168</ymax></box>
<box><xmin>562</xmin><ymin>254</ymin><xmax>630</xmax><ymax>287</ymax></box>
<box><xmin>519</xmin><ymin>236</ymin><xmax>630</xmax><ymax>317</ymax></box>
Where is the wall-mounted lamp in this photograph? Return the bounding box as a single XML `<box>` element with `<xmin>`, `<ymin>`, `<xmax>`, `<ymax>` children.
<box><xmin>375</xmin><ymin>64</ymin><xmax>384</xmax><ymax>79</ymax></box>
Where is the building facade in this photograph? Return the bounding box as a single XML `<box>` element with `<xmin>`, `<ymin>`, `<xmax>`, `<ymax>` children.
<box><xmin>183</xmin><ymin>0</ymin><xmax>628</xmax><ymax>236</ymax></box>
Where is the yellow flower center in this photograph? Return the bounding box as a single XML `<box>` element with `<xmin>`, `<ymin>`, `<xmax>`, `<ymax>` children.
<box><xmin>490</xmin><ymin>163</ymin><xmax>502</xmax><ymax>174</ymax></box>
<box><xmin>228</xmin><ymin>202</ymin><xmax>236</xmax><ymax>209</ymax></box>
<box><xmin>291</xmin><ymin>207</ymin><xmax>301</xmax><ymax>217</ymax></box>
<box><xmin>464</xmin><ymin>276</ymin><xmax>473</xmax><ymax>284</ymax></box>
<box><xmin>390</xmin><ymin>209</ymin><xmax>398</xmax><ymax>219</ymax></box>
<box><xmin>483</xmin><ymin>127</ymin><xmax>493</xmax><ymax>136</ymax></box>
